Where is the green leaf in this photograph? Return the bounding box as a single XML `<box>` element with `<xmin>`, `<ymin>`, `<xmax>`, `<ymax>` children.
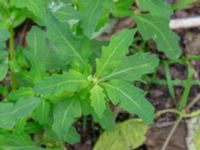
<box><xmin>112</xmin><ymin>0</ymin><xmax>133</xmax><ymax>17</ymax></box>
<box><xmin>53</xmin><ymin>4</ymin><xmax>81</xmax><ymax>22</ymax></box>
<box><xmin>0</xmin><ymin>132</ymin><xmax>43</xmax><ymax>150</ymax></box>
<box><xmin>104</xmin><ymin>80</ymin><xmax>154</xmax><ymax>124</ymax></box>
<box><xmin>23</xmin><ymin>51</ymin><xmax>46</xmax><ymax>82</ymax></box>
<box><xmin>0</xmin><ymin>97</ymin><xmax>40</xmax><ymax>129</ymax></box>
<box><xmin>26</xmin><ymin>23</ymin><xmax>68</xmax><ymax>71</ymax></box>
<box><xmin>90</xmin><ymin>85</ymin><xmax>106</xmax><ymax>118</ymax></box>
<box><xmin>45</xmin><ymin>13</ymin><xmax>87</xmax><ymax>66</ymax></box>
<box><xmin>93</xmin><ymin>108</ymin><xmax>115</xmax><ymax>130</ymax></box>
<box><xmin>93</xmin><ymin>119</ymin><xmax>148</xmax><ymax>150</ymax></box>
<box><xmin>78</xmin><ymin>0</ymin><xmax>112</xmax><ymax>38</ymax></box>
<box><xmin>33</xmin><ymin>99</ymin><xmax>50</xmax><ymax>125</ymax></box>
<box><xmin>11</xmin><ymin>0</ymin><xmax>48</xmax><ymax>21</ymax></box>
<box><xmin>26</xmin><ymin>26</ymin><xmax>49</xmax><ymax>63</ymax></box>
<box><xmin>96</xmin><ymin>29</ymin><xmax>136</xmax><ymax>77</ymax></box>
<box><xmin>8</xmin><ymin>87</ymin><xmax>34</xmax><ymax>101</ymax></box>
<box><xmin>52</xmin><ymin>97</ymin><xmax>81</xmax><ymax>142</ymax></box>
<box><xmin>138</xmin><ymin>0</ymin><xmax>173</xmax><ymax>17</ymax></box>
<box><xmin>0</xmin><ymin>63</ymin><xmax>8</xmax><ymax>81</ymax></box>
<box><xmin>99</xmin><ymin>52</ymin><xmax>159</xmax><ymax>82</ymax></box>
<box><xmin>11</xmin><ymin>7</ymin><xmax>31</xmax><ymax>28</ymax></box>
<box><xmin>33</xmin><ymin>70</ymin><xmax>88</xmax><ymax>97</ymax></box>
<box><xmin>133</xmin><ymin>14</ymin><xmax>182</xmax><ymax>59</ymax></box>
<box><xmin>0</xmin><ymin>29</ymin><xmax>9</xmax><ymax>49</ymax></box>
<box><xmin>65</xmin><ymin>126</ymin><xmax>80</xmax><ymax>144</ymax></box>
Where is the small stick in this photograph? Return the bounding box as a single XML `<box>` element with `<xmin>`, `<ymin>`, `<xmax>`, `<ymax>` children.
<box><xmin>170</xmin><ymin>17</ymin><xmax>200</xmax><ymax>29</ymax></box>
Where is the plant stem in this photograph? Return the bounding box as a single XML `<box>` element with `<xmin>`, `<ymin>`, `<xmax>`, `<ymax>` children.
<box><xmin>155</xmin><ymin>109</ymin><xmax>182</xmax><ymax>118</ymax></box>
<box><xmin>145</xmin><ymin>77</ymin><xmax>200</xmax><ymax>87</ymax></box>
<box><xmin>161</xmin><ymin>93</ymin><xmax>200</xmax><ymax>150</ymax></box>
<box><xmin>9</xmin><ymin>26</ymin><xmax>17</xmax><ymax>90</ymax></box>
<box><xmin>161</xmin><ymin>116</ymin><xmax>183</xmax><ymax>150</ymax></box>
<box><xmin>185</xmin><ymin>93</ymin><xmax>200</xmax><ymax>111</ymax></box>
<box><xmin>164</xmin><ymin>62</ymin><xmax>176</xmax><ymax>103</ymax></box>
<box><xmin>178</xmin><ymin>64</ymin><xmax>194</xmax><ymax>111</ymax></box>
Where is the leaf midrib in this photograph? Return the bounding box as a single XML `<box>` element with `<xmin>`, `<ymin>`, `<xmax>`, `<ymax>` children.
<box><xmin>100</xmin><ymin>63</ymin><xmax>149</xmax><ymax>82</ymax></box>
<box><xmin>107</xmin><ymin>84</ymin><xmax>148</xmax><ymax>120</ymax></box>
<box><xmin>97</xmin><ymin>33</ymin><xmax>131</xmax><ymax>76</ymax></box>
<box><xmin>134</xmin><ymin>15</ymin><xmax>178</xmax><ymax>57</ymax></box>
<box><xmin>0</xmin><ymin>99</ymin><xmax>38</xmax><ymax>118</ymax></box>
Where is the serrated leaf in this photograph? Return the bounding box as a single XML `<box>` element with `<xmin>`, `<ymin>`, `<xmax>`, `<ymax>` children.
<box><xmin>33</xmin><ymin>99</ymin><xmax>50</xmax><ymax>125</ymax></box>
<box><xmin>52</xmin><ymin>97</ymin><xmax>81</xmax><ymax>142</ymax></box>
<box><xmin>0</xmin><ymin>97</ymin><xmax>40</xmax><ymax>129</ymax></box>
<box><xmin>138</xmin><ymin>0</ymin><xmax>173</xmax><ymax>18</ymax></box>
<box><xmin>99</xmin><ymin>52</ymin><xmax>159</xmax><ymax>82</ymax></box>
<box><xmin>78</xmin><ymin>0</ymin><xmax>112</xmax><ymax>38</ymax></box>
<box><xmin>45</xmin><ymin>13</ymin><xmax>87</xmax><ymax>66</ymax></box>
<box><xmin>93</xmin><ymin>119</ymin><xmax>148</xmax><ymax>150</ymax></box>
<box><xmin>8</xmin><ymin>87</ymin><xmax>34</xmax><ymax>101</ymax></box>
<box><xmin>90</xmin><ymin>85</ymin><xmax>106</xmax><ymax>118</ymax></box>
<box><xmin>96</xmin><ymin>29</ymin><xmax>136</xmax><ymax>77</ymax></box>
<box><xmin>104</xmin><ymin>80</ymin><xmax>154</xmax><ymax>124</ymax></box>
<box><xmin>33</xmin><ymin>70</ymin><xmax>87</xmax><ymax>97</ymax></box>
<box><xmin>133</xmin><ymin>14</ymin><xmax>182</xmax><ymax>59</ymax></box>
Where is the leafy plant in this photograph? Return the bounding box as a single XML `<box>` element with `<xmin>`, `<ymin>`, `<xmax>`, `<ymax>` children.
<box><xmin>0</xmin><ymin>0</ymin><xmax>181</xmax><ymax>148</ymax></box>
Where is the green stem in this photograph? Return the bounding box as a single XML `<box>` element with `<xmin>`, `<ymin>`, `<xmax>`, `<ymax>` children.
<box><xmin>178</xmin><ymin>64</ymin><xmax>194</xmax><ymax>111</ymax></box>
<box><xmin>9</xmin><ymin>26</ymin><xmax>17</xmax><ymax>90</ymax></box>
<box><xmin>160</xmin><ymin>55</ymin><xmax>200</xmax><ymax>65</ymax></box>
<box><xmin>164</xmin><ymin>62</ymin><xmax>176</xmax><ymax>103</ymax></box>
<box><xmin>145</xmin><ymin>77</ymin><xmax>200</xmax><ymax>86</ymax></box>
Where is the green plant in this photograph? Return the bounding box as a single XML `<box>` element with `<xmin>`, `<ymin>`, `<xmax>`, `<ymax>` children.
<box><xmin>0</xmin><ymin>0</ymin><xmax>182</xmax><ymax>149</ymax></box>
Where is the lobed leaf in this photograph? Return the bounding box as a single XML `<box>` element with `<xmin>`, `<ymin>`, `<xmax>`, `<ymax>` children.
<box><xmin>90</xmin><ymin>85</ymin><xmax>106</xmax><ymax>118</ymax></box>
<box><xmin>33</xmin><ymin>70</ymin><xmax>88</xmax><ymax>97</ymax></box>
<box><xmin>104</xmin><ymin>80</ymin><xmax>154</xmax><ymax>124</ymax></box>
<box><xmin>138</xmin><ymin>0</ymin><xmax>173</xmax><ymax>18</ymax></box>
<box><xmin>52</xmin><ymin>97</ymin><xmax>81</xmax><ymax>142</ymax></box>
<box><xmin>133</xmin><ymin>14</ymin><xmax>182</xmax><ymax>59</ymax></box>
<box><xmin>45</xmin><ymin>13</ymin><xmax>87</xmax><ymax>66</ymax></box>
<box><xmin>99</xmin><ymin>52</ymin><xmax>159</xmax><ymax>82</ymax></box>
<box><xmin>96</xmin><ymin>29</ymin><xmax>136</xmax><ymax>77</ymax></box>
